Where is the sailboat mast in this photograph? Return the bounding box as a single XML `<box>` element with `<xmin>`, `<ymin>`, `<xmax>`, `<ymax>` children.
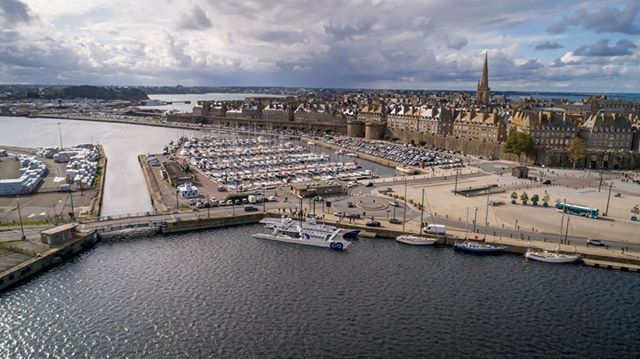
<box><xmin>402</xmin><ymin>176</ymin><xmax>408</xmax><ymax>233</ymax></box>
<box><xmin>559</xmin><ymin>198</ymin><xmax>566</xmax><ymax>243</ymax></box>
<box><xmin>564</xmin><ymin>216</ymin><xmax>570</xmax><ymax>245</ymax></box>
<box><xmin>465</xmin><ymin>207</ymin><xmax>469</xmax><ymax>240</ymax></box>
<box><xmin>420</xmin><ymin>188</ymin><xmax>425</xmax><ymax>229</ymax></box>
<box><xmin>483</xmin><ymin>188</ymin><xmax>490</xmax><ymax>241</ymax></box>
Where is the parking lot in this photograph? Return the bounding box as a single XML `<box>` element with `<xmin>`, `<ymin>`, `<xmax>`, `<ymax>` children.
<box><xmin>326</xmin><ymin>137</ymin><xmax>464</xmax><ymax>169</ymax></box>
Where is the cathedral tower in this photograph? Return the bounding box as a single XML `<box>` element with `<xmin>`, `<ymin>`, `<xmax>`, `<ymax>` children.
<box><xmin>476</xmin><ymin>52</ymin><xmax>491</xmax><ymax>106</ymax></box>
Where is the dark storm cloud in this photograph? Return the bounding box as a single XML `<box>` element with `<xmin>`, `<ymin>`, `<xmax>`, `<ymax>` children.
<box><xmin>535</xmin><ymin>41</ymin><xmax>563</xmax><ymax>50</ymax></box>
<box><xmin>574</xmin><ymin>39</ymin><xmax>637</xmax><ymax>57</ymax></box>
<box><xmin>548</xmin><ymin>2</ymin><xmax>640</xmax><ymax>35</ymax></box>
<box><xmin>254</xmin><ymin>30</ymin><xmax>307</xmax><ymax>45</ymax></box>
<box><xmin>177</xmin><ymin>5</ymin><xmax>213</xmax><ymax>30</ymax></box>
<box><xmin>0</xmin><ymin>0</ymin><xmax>33</xmax><ymax>27</ymax></box>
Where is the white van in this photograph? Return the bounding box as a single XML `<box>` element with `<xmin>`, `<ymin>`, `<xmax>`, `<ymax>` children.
<box><xmin>423</xmin><ymin>224</ymin><xmax>446</xmax><ymax>235</ymax></box>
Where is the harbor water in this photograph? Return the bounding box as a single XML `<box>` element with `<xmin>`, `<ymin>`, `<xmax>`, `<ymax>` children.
<box><xmin>1</xmin><ymin>225</ymin><xmax>639</xmax><ymax>357</ymax></box>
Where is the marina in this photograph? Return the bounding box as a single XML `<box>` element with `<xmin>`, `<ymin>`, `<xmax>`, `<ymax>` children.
<box><xmin>172</xmin><ymin>136</ymin><xmax>378</xmax><ymax>192</ymax></box>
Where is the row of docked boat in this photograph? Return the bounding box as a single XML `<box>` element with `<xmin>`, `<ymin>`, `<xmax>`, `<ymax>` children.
<box><xmin>395</xmin><ymin>235</ymin><xmax>580</xmax><ymax>263</ymax></box>
<box><xmin>254</xmin><ymin>217</ymin><xmax>581</xmax><ymax>263</ymax></box>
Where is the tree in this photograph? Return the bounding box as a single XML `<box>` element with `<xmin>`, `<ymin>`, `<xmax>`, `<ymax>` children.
<box><xmin>542</xmin><ymin>192</ymin><xmax>550</xmax><ymax>206</ymax></box>
<box><xmin>503</xmin><ymin>131</ymin><xmax>535</xmax><ymax>163</ymax></box>
<box><xmin>531</xmin><ymin>194</ymin><xmax>540</xmax><ymax>205</ymax></box>
<box><xmin>566</xmin><ymin>138</ymin><xmax>588</xmax><ymax>168</ymax></box>
<box><xmin>520</xmin><ymin>191</ymin><xmax>529</xmax><ymax>205</ymax></box>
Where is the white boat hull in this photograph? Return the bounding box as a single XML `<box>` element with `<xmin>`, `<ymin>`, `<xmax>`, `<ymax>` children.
<box><xmin>396</xmin><ymin>235</ymin><xmax>437</xmax><ymax>246</ymax></box>
<box><xmin>253</xmin><ymin>233</ymin><xmax>351</xmax><ymax>250</ymax></box>
<box><xmin>525</xmin><ymin>250</ymin><xmax>581</xmax><ymax>263</ymax></box>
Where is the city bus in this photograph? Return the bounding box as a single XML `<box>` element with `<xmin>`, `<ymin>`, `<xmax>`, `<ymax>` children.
<box><xmin>555</xmin><ymin>202</ymin><xmax>599</xmax><ymax>219</ymax></box>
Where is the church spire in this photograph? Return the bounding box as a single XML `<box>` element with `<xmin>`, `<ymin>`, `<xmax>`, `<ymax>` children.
<box><xmin>476</xmin><ymin>52</ymin><xmax>491</xmax><ymax>106</ymax></box>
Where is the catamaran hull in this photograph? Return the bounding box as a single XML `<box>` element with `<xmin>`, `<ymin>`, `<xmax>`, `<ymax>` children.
<box><xmin>252</xmin><ymin>233</ymin><xmax>351</xmax><ymax>250</ymax></box>
<box><xmin>525</xmin><ymin>251</ymin><xmax>580</xmax><ymax>263</ymax></box>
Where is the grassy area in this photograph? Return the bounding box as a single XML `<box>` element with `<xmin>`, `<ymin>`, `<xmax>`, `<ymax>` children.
<box><xmin>0</xmin><ymin>219</ymin><xmax>56</xmax><ymax>229</ymax></box>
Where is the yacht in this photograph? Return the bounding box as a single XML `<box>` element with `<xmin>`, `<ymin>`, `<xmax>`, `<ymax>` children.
<box><xmin>454</xmin><ymin>241</ymin><xmax>505</xmax><ymax>254</ymax></box>
<box><xmin>396</xmin><ymin>235</ymin><xmax>437</xmax><ymax>246</ymax></box>
<box><xmin>525</xmin><ymin>247</ymin><xmax>581</xmax><ymax>263</ymax></box>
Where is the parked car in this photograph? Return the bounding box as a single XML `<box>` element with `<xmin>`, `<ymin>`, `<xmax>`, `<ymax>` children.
<box><xmin>366</xmin><ymin>220</ymin><xmax>381</xmax><ymax>227</ymax></box>
<box><xmin>226</xmin><ymin>200</ymin><xmax>233</xmax><ymax>205</ymax></box>
<box><xmin>346</xmin><ymin>213</ymin><xmax>361</xmax><ymax>219</ymax></box>
<box><xmin>364</xmin><ymin>182</ymin><xmax>374</xmax><ymax>187</ymax></box>
<box><xmin>389</xmin><ymin>218</ymin><xmax>402</xmax><ymax>224</ymax></box>
<box><xmin>268</xmin><ymin>196</ymin><xmax>277</xmax><ymax>202</ymax></box>
<box><xmin>388</xmin><ymin>201</ymin><xmax>400</xmax><ymax>207</ymax></box>
<box><xmin>217</xmin><ymin>186</ymin><xmax>227</xmax><ymax>192</ymax></box>
<box><xmin>347</xmin><ymin>202</ymin><xmax>355</xmax><ymax>208</ymax></box>
<box><xmin>244</xmin><ymin>206</ymin><xmax>258</xmax><ymax>212</ymax></box>
<box><xmin>543</xmin><ymin>179</ymin><xmax>552</xmax><ymax>185</ymax></box>
<box><xmin>587</xmin><ymin>238</ymin><xmax>606</xmax><ymax>247</ymax></box>
<box><xmin>334</xmin><ymin>211</ymin><xmax>346</xmax><ymax>217</ymax></box>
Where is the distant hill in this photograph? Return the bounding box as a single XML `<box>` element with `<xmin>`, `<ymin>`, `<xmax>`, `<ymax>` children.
<box><xmin>0</xmin><ymin>85</ymin><xmax>148</xmax><ymax>101</ymax></box>
<box><xmin>58</xmin><ymin>86</ymin><xmax>148</xmax><ymax>101</ymax></box>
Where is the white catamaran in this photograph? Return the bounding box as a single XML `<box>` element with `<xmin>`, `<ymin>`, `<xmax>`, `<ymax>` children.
<box><xmin>254</xmin><ymin>217</ymin><xmax>352</xmax><ymax>250</ymax></box>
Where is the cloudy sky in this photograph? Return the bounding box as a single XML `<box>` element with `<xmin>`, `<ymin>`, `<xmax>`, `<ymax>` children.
<box><xmin>0</xmin><ymin>0</ymin><xmax>639</xmax><ymax>92</ymax></box>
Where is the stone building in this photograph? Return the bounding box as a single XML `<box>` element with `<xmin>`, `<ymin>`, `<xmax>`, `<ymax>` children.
<box><xmin>357</xmin><ymin>104</ymin><xmax>388</xmax><ymax>140</ymax></box>
<box><xmin>193</xmin><ymin>101</ymin><xmax>226</xmax><ymax>117</ymax></box>
<box><xmin>509</xmin><ymin>110</ymin><xmax>577</xmax><ymax>148</ymax></box>
<box><xmin>579</xmin><ymin>112</ymin><xmax>634</xmax><ymax>151</ymax></box>
<box><xmin>263</xmin><ymin>103</ymin><xmax>294</xmax><ymax>122</ymax></box>
<box><xmin>293</xmin><ymin>103</ymin><xmax>343</xmax><ymax>124</ymax></box>
<box><xmin>387</xmin><ymin>105</ymin><xmax>454</xmax><ymax>135</ymax></box>
<box><xmin>452</xmin><ymin>110</ymin><xmax>506</xmax><ymax>142</ymax></box>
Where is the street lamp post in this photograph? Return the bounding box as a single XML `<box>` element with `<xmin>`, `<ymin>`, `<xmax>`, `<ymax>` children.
<box><xmin>297</xmin><ymin>195</ymin><xmax>303</xmax><ymax>221</ymax></box>
<box><xmin>16</xmin><ymin>196</ymin><xmax>26</xmax><ymax>240</ymax></box>
<box><xmin>605</xmin><ymin>182</ymin><xmax>613</xmax><ymax>216</ymax></box>
<box><xmin>69</xmin><ymin>190</ymin><xmax>75</xmax><ymax>221</ymax></box>
<box><xmin>175</xmin><ymin>189</ymin><xmax>179</xmax><ymax>210</ymax></box>
<box><xmin>473</xmin><ymin>207</ymin><xmax>478</xmax><ymax>233</ymax></box>
<box><xmin>58</xmin><ymin>122</ymin><xmax>64</xmax><ymax>150</ymax></box>
<box><xmin>454</xmin><ymin>170</ymin><xmax>459</xmax><ymax>195</ymax></box>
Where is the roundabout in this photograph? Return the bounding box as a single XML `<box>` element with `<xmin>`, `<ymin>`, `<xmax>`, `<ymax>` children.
<box><xmin>355</xmin><ymin>198</ymin><xmax>388</xmax><ymax>211</ymax></box>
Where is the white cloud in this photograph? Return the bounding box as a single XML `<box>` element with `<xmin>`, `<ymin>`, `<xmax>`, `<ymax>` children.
<box><xmin>0</xmin><ymin>0</ymin><xmax>636</xmax><ymax>92</ymax></box>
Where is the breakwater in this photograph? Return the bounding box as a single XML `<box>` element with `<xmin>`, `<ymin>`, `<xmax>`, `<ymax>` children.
<box><xmin>0</xmin><ymin>230</ymin><xmax>99</xmax><ymax>292</ymax></box>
